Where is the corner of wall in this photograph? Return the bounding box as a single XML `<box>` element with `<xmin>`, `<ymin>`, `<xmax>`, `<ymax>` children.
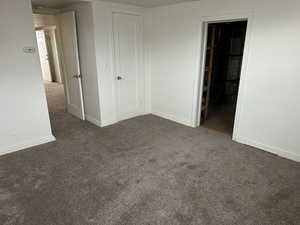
<box><xmin>235</xmin><ymin>136</ymin><xmax>300</xmax><ymax>163</ymax></box>
<box><xmin>151</xmin><ymin>111</ymin><xmax>193</xmax><ymax>127</ymax></box>
<box><xmin>85</xmin><ymin>114</ymin><xmax>102</xmax><ymax>127</ymax></box>
<box><xmin>0</xmin><ymin>135</ymin><xmax>56</xmax><ymax>157</ymax></box>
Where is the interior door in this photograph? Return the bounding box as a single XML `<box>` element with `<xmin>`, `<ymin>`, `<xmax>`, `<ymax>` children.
<box><xmin>59</xmin><ymin>11</ymin><xmax>85</xmax><ymax>120</ymax></box>
<box><xmin>44</xmin><ymin>30</ymin><xmax>57</xmax><ymax>82</ymax></box>
<box><xmin>36</xmin><ymin>30</ymin><xmax>52</xmax><ymax>82</ymax></box>
<box><xmin>113</xmin><ymin>13</ymin><xmax>143</xmax><ymax>121</ymax></box>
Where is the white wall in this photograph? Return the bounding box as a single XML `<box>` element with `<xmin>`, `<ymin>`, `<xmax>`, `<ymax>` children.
<box><xmin>148</xmin><ymin>0</ymin><xmax>300</xmax><ymax>162</ymax></box>
<box><xmin>33</xmin><ymin>13</ymin><xmax>58</xmax><ymax>28</ymax></box>
<box><xmin>63</xmin><ymin>3</ymin><xmax>102</xmax><ymax>126</ymax></box>
<box><xmin>32</xmin><ymin>7</ymin><xmax>60</xmax><ymax>15</ymax></box>
<box><xmin>91</xmin><ymin>1</ymin><xmax>147</xmax><ymax>126</ymax></box>
<box><xmin>0</xmin><ymin>0</ymin><xmax>54</xmax><ymax>155</ymax></box>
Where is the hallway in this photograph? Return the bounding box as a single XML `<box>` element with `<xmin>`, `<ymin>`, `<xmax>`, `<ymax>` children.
<box><xmin>0</xmin><ymin>82</ymin><xmax>299</xmax><ymax>225</ymax></box>
<box><xmin>44</xmin><ymin>81</ymin><xmax>66</xmax><ymax>113</ymax></box>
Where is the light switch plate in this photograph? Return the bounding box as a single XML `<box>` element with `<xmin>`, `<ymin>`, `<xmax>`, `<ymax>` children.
<box><xmin>23</xmin><ymin>47</ymin><xmax>36</xmax><ymax>54</ymax></box>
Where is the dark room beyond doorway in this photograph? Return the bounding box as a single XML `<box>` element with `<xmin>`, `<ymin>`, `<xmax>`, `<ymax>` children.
<box><xmin>201</xmin><ymin>21</ymin><xmax>247</xmax><ymax>135</ymax></box>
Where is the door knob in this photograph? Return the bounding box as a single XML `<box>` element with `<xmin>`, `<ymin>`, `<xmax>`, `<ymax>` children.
<box><xmin>73</xmin><ymin>74</ymin><xmax>82</xmax><ymax>79</ymax></box>
<box><xmin>117</xmin><ymin>76</ymin><xmax>123</xmax><ymax>80</ymax></box>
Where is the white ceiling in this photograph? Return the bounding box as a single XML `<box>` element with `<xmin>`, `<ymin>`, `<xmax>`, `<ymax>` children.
<box><xmin>31</xmin><ymin>0</ymin><xmax>199</xmax><ymax>9</ymax></box>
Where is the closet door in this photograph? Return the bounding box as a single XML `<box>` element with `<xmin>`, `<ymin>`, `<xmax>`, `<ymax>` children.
<box><xmin>113</xmin><ymin>13</ymin><xmax>144</xmax><ymax>121</ymax></box>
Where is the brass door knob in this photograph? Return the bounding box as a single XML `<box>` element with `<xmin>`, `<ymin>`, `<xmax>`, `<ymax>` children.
<box><xmin>73</xmin><ymin>74</ymin><xmax>82</xmax><ymax>79</ymax></box>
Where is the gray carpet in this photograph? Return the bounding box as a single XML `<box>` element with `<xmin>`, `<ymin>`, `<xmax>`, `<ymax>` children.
<box><xmin>0</xmin><ymin>82</ymin><xmax>299</xmax><ymax>225</ymax></box>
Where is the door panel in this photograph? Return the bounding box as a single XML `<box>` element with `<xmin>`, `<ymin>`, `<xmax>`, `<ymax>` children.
<box><xmin>44</xmin><ymin>31</ymin><xmax>57</xmax><ymax>83</ymax></box>
<box><xmin>36</xmin><ymin>30</ymin><xmax>52</xmax><ymax>82</ymax></box>
<box><xmin>59</xmin><ymin>11</ymin><xmax>85</xmax><ymax>120</ymax></box>
<box><xmin>113</xmin><ymin>13</ymin><xmax>143</xmax><ymax>121</ymax></box>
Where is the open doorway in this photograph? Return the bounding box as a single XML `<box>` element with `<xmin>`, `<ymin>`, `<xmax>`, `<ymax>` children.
<box><xmin>34</xmin><ymin>12</ymin><xmax>86</xmax><ymax>122</ymax></box>
<box><xmin>35</xmin><ymin>27</ymin><xmax>67</xmax><ymax>113</ymax></box>
<box><xmin>200</xmin><ymin>20</ymin><xmax>247</xmax><ymax>135</ymax></box>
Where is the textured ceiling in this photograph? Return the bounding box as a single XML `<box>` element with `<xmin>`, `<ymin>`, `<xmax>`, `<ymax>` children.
<box><xmin>31</xmin><ymin>0</ymin><xmax>198</xmax><ymax>8</ymax></box>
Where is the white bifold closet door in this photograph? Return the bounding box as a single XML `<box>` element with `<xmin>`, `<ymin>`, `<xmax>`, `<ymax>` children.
<box><xmin>113</xmin><ymin>12</ymin><xmax>144</xmax><ymax>122</ymax></box>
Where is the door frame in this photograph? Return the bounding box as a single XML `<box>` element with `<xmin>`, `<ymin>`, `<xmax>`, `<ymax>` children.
<box><xmin>192</xmin><ymin>12</ymin><xmax>253</xmax><ymax>140</ymax></box>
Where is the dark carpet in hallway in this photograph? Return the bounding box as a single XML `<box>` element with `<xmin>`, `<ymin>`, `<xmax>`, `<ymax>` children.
<box><xmin>0</xmin><ymin>82</ymin><xmax>299</xmax><ymax>225</ymax></box>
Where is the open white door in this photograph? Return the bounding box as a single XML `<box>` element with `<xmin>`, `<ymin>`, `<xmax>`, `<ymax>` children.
<box><xmin>59</xmin><ymin>11</ymin><xmax>85</xmax><ymax>120</ymax></box>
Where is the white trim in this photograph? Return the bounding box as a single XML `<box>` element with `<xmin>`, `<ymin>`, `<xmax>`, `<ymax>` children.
<box><xmin>231</xmin><ymin>14</ymin><xmax>254</xmax><ymax>140</ymax></box>
<box><xmin>152</xmin><ymin>111</ymin><xmax>192</xmax><ymax>127</ymax></box>
<box><xmin>191</xmin><ymin>20</ymin><xmax>208</xmax><ymax>127</ymax></box>
<box><xmin>235</xmin><ymin>136</ymin><xmax>300</xmax><ymax>163</ymax></box>
<box><xmin>0</xmin><ymin>135</ymin><xmax>56</xmax><ymax>157</ymax></box>
<box><xmin>192</xmin><ymin>12</ymin><xmax>254</xmax><ymax>141</ymax></box>
<box><xmin>85</xmin><ymin>114</ymin><xmax>102</xmax><ymax>127</ymax></box>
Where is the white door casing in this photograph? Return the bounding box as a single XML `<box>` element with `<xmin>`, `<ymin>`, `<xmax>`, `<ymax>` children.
<box><xmin>113</xmin><ymin>12</ymin><xmax>144</xmax><ymax>121</ymax></box>
<box><xmin>193</xmin><ymin>13</ymin><xmax>253</xmax><ymax>141</ymax></box>
<box><xmin>59</xmin><ymin>11</ymin><xmax>85</xmax><ymax>120</ymax></box>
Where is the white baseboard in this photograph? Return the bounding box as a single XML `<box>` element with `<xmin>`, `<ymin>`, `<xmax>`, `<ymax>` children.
<box><xmin>85</xmin><ymin>115</ymin><xmax>101</xmax><ymax>127</ymax></box>
<box><xmin>151</xmin><ymin>111</ymin><xmax>192</xmax><ymax>127</ymax></box>
<box><xmin>235</xmin><ymin>136</ymin><xmax>300</xmax><ymax>163</ymax></box>
<box><xmin>0</xmin><ymin>135</ymin><xmax>56</xmax><ymax>157</ymax></box>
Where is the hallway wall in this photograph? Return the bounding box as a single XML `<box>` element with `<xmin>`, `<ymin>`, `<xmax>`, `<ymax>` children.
<box><xmin>0</xmin><ymin>0</ymin><xmax>54</xmax><ymax>155</ymax></box>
